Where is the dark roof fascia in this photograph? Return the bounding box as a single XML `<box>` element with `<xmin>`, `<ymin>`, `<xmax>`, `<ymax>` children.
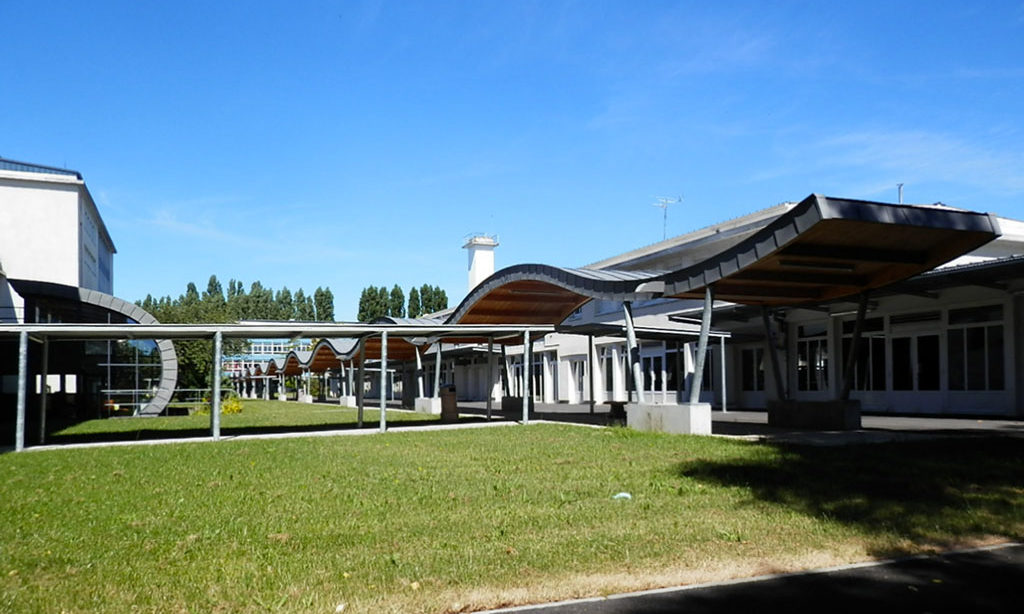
<box><xmin>661</xmin><ymin>194</ymin><xmax>1001</xmax><ymax>297</ymax></box>
<box><xmin>0</xmin><ymin>157</ymin><xmax>82</xmax><ymax>179</ymax></box>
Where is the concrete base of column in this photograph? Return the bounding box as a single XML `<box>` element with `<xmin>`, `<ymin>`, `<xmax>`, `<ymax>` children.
<box><xmin>627</xmin><ymin>403</ymin><xmax>712</xmax><ymax>435</ymax></box>
<box><xmin>767</xmin><ymin>400</ymin><xmax>862</xmax><ymax>430</ymax></box>
<box><xmin>300</xmin><ymin>393</ymin><xmax>314</xmax><ymax>403</ymax></box>
<box><xmin>414</xmin><ymin>397</ymin><xmax>442</xmax><ymax>414</ymax></box>
<box><xmin>278</xmin><ymin>392</ymin><xmax>288</xmax><ymax>402</ymax></box>
<box><xmin>501</xmin><ymin>396</ymin><xmax>534</xmax><ymax>414</ymax></box>
<box><xmin>338</xmin><ymin>395</ymin><xmax>357</xmax><ymax>408</ymax></box>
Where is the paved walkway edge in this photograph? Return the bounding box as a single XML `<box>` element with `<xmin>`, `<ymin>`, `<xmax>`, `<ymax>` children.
<box><xmin>474</xmin><ymin>542</ymin><xmax>1023</xmax><ymax>613</ymax></box>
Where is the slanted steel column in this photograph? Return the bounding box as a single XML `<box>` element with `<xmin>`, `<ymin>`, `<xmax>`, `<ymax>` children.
<box><xmin>720</xmin><ymin>335</ymin><xmax>727</xmax><ymax>413</ymax></box>
<box><xmin>415</xmin><ymin>346</ymin><xmax>425</xmax><ymax>398</ymax></box>
<box><xmin>522</xmin><ymin>330</ymin><xmax>531</xmax><ymax>424</ymax></box>
<box><xmin>839</xmin><ymin>293</ymin><xmax>870</xmax><ymax>401</ymax></box>
<box><xmin>433</xmin><ymin>342</ymin><xmax>442</xmax><ymax>399</ymax></box>
<box><xmin>588</xmin><ymin>335</ymin><xmax>596</xmax><ymax>414</ymax></box>
<box><xmin>379</xmin><ymin>332</ymin><xmax>387</xmax><ymax>433</ymax></box>
<box><xmin>689</xmin><ymin>286</ymin><xmax>714</xmax><ymax>404</ymax></box>
<box><xmin>212</xmin><ymin>331</ymin><xmax>222</xmax><ymax>441</ymax></box>
<box><xmin>357</xmin><ymin>339</ymin><xmax>366</xmax><ymax>427</ymax></box>
<box><xmin>15</xmin><ymin>330</ymin><xmax>28</xmax><ymax>452</ymax></box>
<box><xmin>622</xmin><ymin>301</ymin><xmax>645</xmax><ymax>404</ymax></box>
<box><xmin>486</xmin><ymin>336</ymin><xmax>494</xmax><ymax>420</ymax></box>
<box><xmin>39</xmin><ymin>337</ymin><xmax>50</xmax><ymax>444</ymax></box>
<box><xmin>761</xmin><ymin>306</ymin><xmax>787</xmax><ymax>401</ymax></box>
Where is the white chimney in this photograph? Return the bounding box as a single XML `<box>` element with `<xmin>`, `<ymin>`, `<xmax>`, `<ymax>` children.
<box><xmin>463</xmin><ymin>234</ymin><xmax>498</xmax><ymax>292</ymax></box>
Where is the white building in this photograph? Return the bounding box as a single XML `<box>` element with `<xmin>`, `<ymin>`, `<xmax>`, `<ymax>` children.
<box><xmin>1</xmin><ymin>158</ymin><xmax>177</xmax><ymax>436</ymax></box>
<box><xmin>443</xmin><ymin>197</ymin><xmax>1024</xmax><ymax>419</ymax></box>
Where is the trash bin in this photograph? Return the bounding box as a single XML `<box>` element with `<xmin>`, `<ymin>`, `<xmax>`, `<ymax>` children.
<box><xmin>440</xmin><ymin>385</ymin><xmax>458</xmax><ymax>423</ymax></box>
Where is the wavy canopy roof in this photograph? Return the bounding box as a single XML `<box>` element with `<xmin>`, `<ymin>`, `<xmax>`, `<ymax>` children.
<box><xmin>660</xmin><ymin>194</ymin><xmax>1000</xmax><ymax>306</ymax></box>
<box><xmin>447</xmin><ymin>194</ymin><xmax>1000</xmax><ymax>321</ymax></box>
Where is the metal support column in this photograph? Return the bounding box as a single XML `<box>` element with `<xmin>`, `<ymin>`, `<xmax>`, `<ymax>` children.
<box><xmin>486</xmin><ymin>336</ymin><xmax>494</xmax><ymax>420</ymax></box>
<box><xmin>346</xmin><ymin>361</ymin><xmax>354</xmax><ymax>398</ymax></box>
<box><xmin>433</xmin><ymin>342</ymin><xmax>442</xmax><ymax>398</ymax></box>
<box><xmin>720</xmin><ymin>335</ymin><xmax>727</xmax><ymax>413</ymax></box>
<box><xmin>689</xmin><ymin>286</ymin><xmax>714</xmax><ymax>404</ymax></box>
<box><xmin>522</xmin><ymin>330</ymin><xmax>531</xmax><ymax>424</ymax></box>
<box><xmin>357</xmin><ymin>339</ymin><xmax>366</xmax><ymax>427</ymax></box>
<box><xmin>15</xmin><ymin>331</ymin><xmax>28</xmax><ymax>452</ymax></box>
<box><xmin>499</xmin><ymin>344</ymin><xmax>510</xmax><ymax>396</ymax></box>
<box><xmin>415</xmin><ymin>347</ymin><xmax>425</xmax><ymax>398</ymax></box>
<box><xmin>622</xmin><ymin>301</ymin><xmax>645</xmax><ymax>404</ymax></box>
<box><xmin>212</xmin><ymin>331</ymin><xmax>222</xmax><ymax>441</ymax></box>
<box><xmin>588</xmin><ymin>335</ymin><xmax>596</xmax><ymax>414</ymax></box>
<box><xmin>39</xmin><ymin>337</ymin><xmax>49</xmax><ymax>444</ymax></box>
<box><xmin>675</xmin><ymin>340</ymin><xmax>684</xmax><ymax>403</ymax></box>
<box><xmin>839</xmin><ymin>293</ymin><xmax>870</xmax><ymax>401</ymax></box>
<box><xmin>761</xmin><ymin>306</ymin><xmax>787</xmax><ymax>401</ymax></box>
<box><xmin>379</xmin><ymin>332</ymin><xmax>387</xmax><ymax>433</ymax></box>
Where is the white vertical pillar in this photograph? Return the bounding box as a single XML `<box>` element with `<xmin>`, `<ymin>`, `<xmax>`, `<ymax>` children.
<box><xmin>522</xmin><ymin>330</ymin><xmax>531</xmax><ymax>424</ymax></box>
<box><xmin>720</xmin><ymin>335</ymin><xmax>727</xmax><ymax>413</ymax></box>
<box><xmin>415</xmin><ymin>347</ymin><xmax>425</xmax><ymax>397</ymax></box>
<box><xmin>486</xmin><ymin>336</ymin><xmax>494</xmax><ymax>420</ymax></box>
<box><xmin>15</xmin><ymin>330</ymin><xmax>28</xmax><ymax>452</ymax></box>
<box><xmin>212</xmin><ymin>331</ymin><xmax>222</xmax><ymax>441</ymax></box>
<box><xmin>379</xmin><ymin>332</ymin><xmax>387</xmax><ymax>433</ymax></box>
<box><xmin>433</xmin><ymin>342</ymin><xmax>443</xmax><ymax>398</ymax></box>
<box><xmin>39</xmin><ymin>337</ymin><xmax>49</xmax><ymax>444</ymax></box>
<box><xmin>357</xmin><ymin>340</ymin><xmax>366</xmax><ymax>427</ymax></box>
<box><xmin>588</xmin><ymin>335</ymin><xmax>597</xmax><ymax>413</ymax></box>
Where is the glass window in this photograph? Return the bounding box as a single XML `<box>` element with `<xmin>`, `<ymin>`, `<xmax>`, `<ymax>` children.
<box><xmin>892</xmin><ymin>337</ymin><xmax>912</xmax><ymax>390</ymax></box>
<box><xmin>665</xmin><ymin>349</ymin><xmax>680</xmax><ymax>392</ymax></box>
<box><xmin>918</xmin><ymin>335</ymin><xmax>940</xmax><ymax>391</ymax></box>
<box><xmin>949</xmin><ymin>321</ymin><xmax>1004</xmax><ymax>392</ymax></box>
<box><xmin>741</xmin><ymin>347</ymin><xmax>765</xmax><ymax>391</ymax></box>
<box><xmin>841</xmin><ymin>336</ymin><xmax>886</xmax><ymax>391</ymax></box>
<box><xmin>797</xmin><ymin>338</ymin><xmax>828</xmax><ymax>391</ymax></box>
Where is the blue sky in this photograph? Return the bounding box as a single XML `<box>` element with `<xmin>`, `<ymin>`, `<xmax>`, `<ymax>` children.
<box><xmin>2</xmin><ymin>1</ymin><xmax>1023</xmax><ymax>319</ymax></box>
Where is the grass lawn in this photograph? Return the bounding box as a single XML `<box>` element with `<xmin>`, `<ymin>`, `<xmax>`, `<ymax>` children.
<box><xmin>48</xmin><ymin>400</ymin><xmax>444</xmax><ymax>444</ymax></box>
<box><xmin>1</xmin><ymin>409</ymin><xmax>1021</xmax><ymax>613</ymax></box>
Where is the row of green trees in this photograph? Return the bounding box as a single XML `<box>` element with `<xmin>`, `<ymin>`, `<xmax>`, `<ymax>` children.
<box><xmin>140</xmin><ymin>276</ymin><xmax>334</xmax><ymax>324</ymax></box>
<box><xmin>356</xmin><ymin>284</ymin><xmax>448</xmax><ymax>321</ymax></box>
<box><xmin>138</xmin><ymin>275</ymin><xmax>335</xmax><ymax>389</ymax></box>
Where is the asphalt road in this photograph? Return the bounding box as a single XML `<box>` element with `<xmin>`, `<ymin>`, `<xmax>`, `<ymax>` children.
<box><xmin>482</xmin><ymin>543</ymin><xmax>1024</xmax><ymax>614</ymax></box>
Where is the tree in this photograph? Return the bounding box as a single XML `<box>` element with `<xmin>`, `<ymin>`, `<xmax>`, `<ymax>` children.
<box><xmin>362</xmin><ymin>286</ymin><xmax>374</xmax><ymax>321</ymax></box>
<box><xmin>389</xmin><ymin>284</ymin><xmax>405</xmax><ymax>318</ymax></box>
<box><xmin>314</xmin><ymin>286</ymin><xmax>334</xmax><ymax>322</ymax></box>
<box><xmin>408</xmin><ymin>286</ymin><xmax>421</xmax><ymax>318</ymax></box>
<box><xmin>276</xmin><ymin>287</ymin><xmax>294</xmax><ymax>320</ymax></box>
<box><xmin>204</xmin><ymin>275</ymin><xmax>225</xmax><ymax>305</ymax></box>
<box><xmin>293</xmin><ymin>288</ymin><xmax>314</xmax><ymax>320</ymax></box>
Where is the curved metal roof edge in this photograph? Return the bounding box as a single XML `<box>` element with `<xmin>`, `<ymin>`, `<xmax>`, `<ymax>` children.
<box><xmin>6</xmin><ymin>278</ymin><xmax>177</xmax><ymax>415</ymax></box>
<box><xmin>446</xmin><ymin>263</ymin><xmax>667</xmax><ymax>325</ymax></box>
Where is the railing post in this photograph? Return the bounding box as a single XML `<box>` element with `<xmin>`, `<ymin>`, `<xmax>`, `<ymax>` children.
<box><xmin>212</xmin><ymin>331</ymin><xmax>222</xmax><ymax>440</ymax></box>
<box><xmin>15</xmin><ymin>330</ymin><xmax>28</xmax><ymax>452</ymax></box>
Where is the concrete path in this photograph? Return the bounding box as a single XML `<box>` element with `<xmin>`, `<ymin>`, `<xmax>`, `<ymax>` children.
<box><xmin>478</xmin><ymin>543</ymin><xmax>1024</xmax><ymax>614</ymax></box>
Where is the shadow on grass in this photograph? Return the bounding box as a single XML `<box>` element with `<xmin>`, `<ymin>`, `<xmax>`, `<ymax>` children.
<box><xmin>678</xmin><ymin>436</ymin><xmax>1024</xmax><ymax>555</ymax></box>
<box><xmin>43</xmin><ymin>415</ymin><xmax>504</xmax><ymax>445</ymax></box>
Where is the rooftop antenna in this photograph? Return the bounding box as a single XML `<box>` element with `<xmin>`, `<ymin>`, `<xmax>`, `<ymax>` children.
<box><xmin>897</xmin><ymin>183</ymin><xmax>904</xmax><ymax>204</ymax></box>
<box><xmin>653</xmin><ymin>195</ymin><xmax>682</xmax><ymax>241</ymax></box>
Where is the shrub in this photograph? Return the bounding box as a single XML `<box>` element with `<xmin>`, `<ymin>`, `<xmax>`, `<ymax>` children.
<box><xmin>194</xmin><ymin>393</ymin><xmax>243</xmax><ymax>415</ymax></box>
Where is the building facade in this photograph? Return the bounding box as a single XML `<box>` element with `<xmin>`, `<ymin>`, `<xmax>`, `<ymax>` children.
<box><xmin>1</xmin><ymin>158</ymin><xmax>177</xmax><ymax>438</ymax></box>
